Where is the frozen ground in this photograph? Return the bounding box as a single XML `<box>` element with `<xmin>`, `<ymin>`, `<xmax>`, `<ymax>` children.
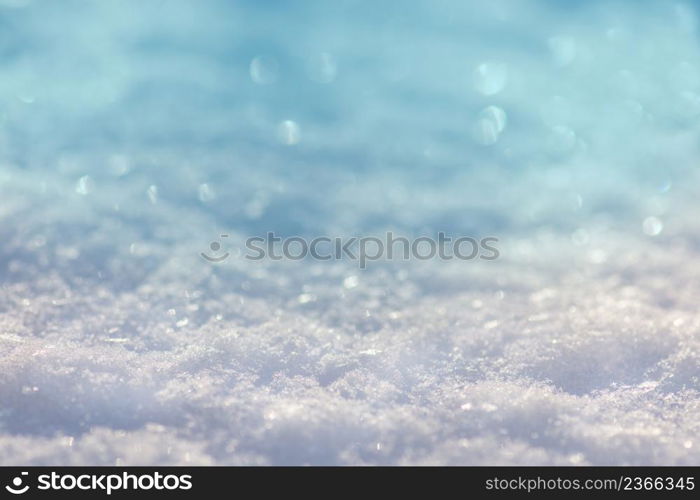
<box><xmin>0</xmin><ymin>0</ymin><xmax>699</xmax><ymax>465</ymax></box>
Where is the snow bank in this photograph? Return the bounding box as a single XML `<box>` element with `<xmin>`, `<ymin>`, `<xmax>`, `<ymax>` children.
<box><xmin>0</xmin><ymin>0</ymin><xmax>698</xmax><ymax>464</ymax></box>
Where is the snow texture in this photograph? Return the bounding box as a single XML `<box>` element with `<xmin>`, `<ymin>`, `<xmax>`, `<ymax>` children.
<box><xmin>0</xmin><ymin>0</ymin><xmax>699</xmax><ymax>465</ymax></box>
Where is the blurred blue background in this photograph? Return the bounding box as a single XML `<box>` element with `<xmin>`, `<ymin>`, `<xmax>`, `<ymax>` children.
<box><xmin>2</xmin><ymin>0</ymin><xmax>698</xmax><ymax>242</ymax></box>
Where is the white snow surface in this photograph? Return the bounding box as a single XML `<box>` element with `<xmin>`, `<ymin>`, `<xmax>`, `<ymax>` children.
<box><xmin>0</xmin><ymin>0</ymin><xmax>699</xmax><ymax>465</ymax></box>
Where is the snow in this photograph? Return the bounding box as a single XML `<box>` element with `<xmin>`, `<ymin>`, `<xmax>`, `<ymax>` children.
<box><xmin>0</xmin><ymin>0</ymin><xmax>699</xmax><ymax>465</ymax></box>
